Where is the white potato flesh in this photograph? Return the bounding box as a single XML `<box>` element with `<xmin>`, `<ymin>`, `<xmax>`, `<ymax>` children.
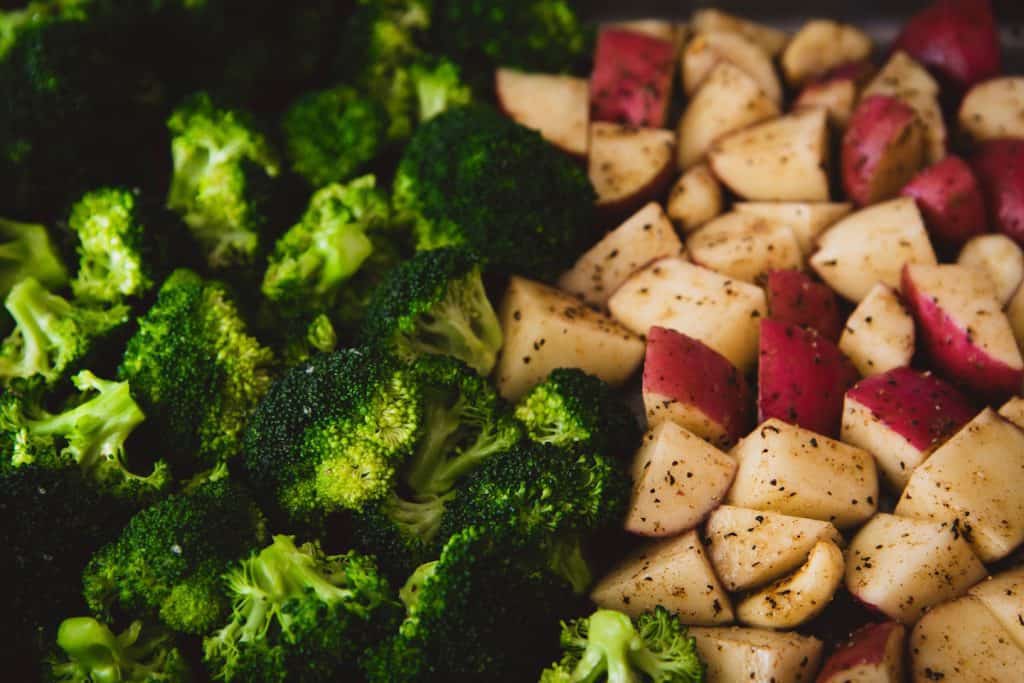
<box><xmin>838</xmin><ymin>284</ymin><xmax>915</xmax><ymax>377</ymax></box>
<box><xmin>494</xmin><ymin>69</ymin><xmax>590</xmax><ymax>157</ymax></box>
<box><xmin>589</xmin><ymin>122</ymin><xmax>677</xmax><ymax>210</ymax></box>
<box><xmin>817</xmin><ymin>622</ymin><xmax>906</xmax><ymax>683</ymax></box>
<box><xmin>666</xmin><ymin>164</ymin><xmax>724</xmax><ymax>233</ymax></box>
<box><xmin>781</xmin><ymin>19</ymin><xmax>872</xmax><ymax>87</ymax></box>
<box><xmin>686</xmin><ymin>212</ymin><xmax>804</xmax><ymax>284</ymax></box>
<box><xmin>734</xmin><ymin>201</ymin><xmax>852</xmax><ymax>255</ymax></box>
<box><xmin>1007</xmin><ymin>282</ymin><xmax>1024</xmax><ymax>353</ymax></box>
<box><xmin>691</xmin><ymin>626</ymin><xmax>823</xmax><ymax>683</ymax></box>
<box><xmin>794</xmin><ymin>78</ymin><xmax>857</xmax><ymax>129</ymax></box>
<box><xmin>682</xmin><ymin>30</ymin><xmax>783</xmax><ymax>104</ymax></box>
<box><xmin>969</xmin><ymin>568</ymin><xmax>1024</xmax><ymax>651</ymax></box>
<box><xmin>863</xmin><ymin>52</ymin><xmax>946</xmax><ymax>163</ymax></box>
<box><xmin>691</xmin><ymin>9</ymin><xmax>789</xmax><ymax>57</ymax></box>
<box><xmin>959</xmin><ymin>76</ymin><xmax>1024</xmax><ymax>142</ymax></box>
<box><xmin>957</xmin><ymin>233</ymin><xmax>1024</xmax><ymax>305</ymax></box>
<box><xmin>999</xmin><ymin>396</ymin><xmax>1024</xmax><ymax>429</ymax></box>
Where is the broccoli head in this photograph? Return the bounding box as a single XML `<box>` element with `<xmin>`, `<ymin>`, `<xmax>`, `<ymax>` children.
<box><xmin>119</xmin><ymin>269</ymin><xmax>274</xmax><ymax>470</ymax></box>
<box><xmin>0</xmin><ymin>216</ymin><xmax>68</xmax><ymax>299</ymax></box>
<box><xmin>82</xmin><ymin>472</ymin><xmax>267</xmax><ymax>636</ymax></box>
<box><xmin>515</xmin><ymin>368</ymin><xmax>641</xmax><ymax>457</ymax></box>
<box><xmin>47</xmin><ymin>617</ymin><xmax>189</xmax><ymax>683</ymax></box>
<box><xmin>394</xmin><ymin>105</ymin><xmax>595</xmax><ymax>279</ymax></box>
<box><xmin>410</xmin><ymin>56</ymin><xmax>473</xmax><ymax>122</ymax></box>
<box><xmin>166</xmin><ymin>92</ymin><xmax>281</xmax><ymax>269</ymax></box>
<box><xmin>540</xmin><ymin>607</ymin><xmax>705</xmax><ymax>683</ymax></box>
<box><xmin>0</xmin><ymin>1</ymin><xmax>84</xmax><ymax>60</ymax></box>
<box><xmin>360</xmin><ymin>247</ymin><xmax>502</xmax><ymax>375</ymax></box>
<box><xmin>279</xmin><ymin>313</ymin><xmax>339</xmax><ymax>368</ymax></box>
<box><xmin>203</xmin><ymin>535</ymin><xmax>400</xmax><ymax>683</ymax></box>
<box><xmin>0</xmin><ymin>277</ymin><xmax>129</xmax><ymax>389</ymax></box>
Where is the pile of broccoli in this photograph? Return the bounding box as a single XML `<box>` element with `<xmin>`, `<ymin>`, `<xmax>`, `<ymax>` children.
<box><xmin>0</xmin><ymin>1</ymin><xmax>706</xmax><ymax>681</ymax></box>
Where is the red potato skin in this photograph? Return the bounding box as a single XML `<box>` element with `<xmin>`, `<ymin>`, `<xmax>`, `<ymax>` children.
<box><xmin>590</xmin><ymin>28</ymin><xmax>676</xmax><ymax>129</ymax></box>
<box><xmin>816</xmin><ymin>622</ymin><xmax>904</xmax><ymax>682</ymax></box>
<box><xmin>846</xmin><ymin>367</ymin><xmax>977</xmax><ymax>451</ymax></box>
<box><xmin>971</xmin><ymin>139</ymin><xmax>1024</xmax><ymax>247</ymax></box>
<box><xmin>842</xmin><ymin>95</ymin><xmax>924</xmax><ymax>207</ymax></box>
<box><xmin>642</xmin><ymin>326</ymin><xmax>752</xmax><ymax>446</ymax></box>
<box><xmin>766</xmin><ymin>269</ymin><xmax>844</xmax><ymax>342</ymax></box>
<box><xmin>901</xmin><ymin>264</ymin><xmax>1024</xmax><ymax>402</ymax></box>
<box><xmin>891</xmin><ymin>0</ymin><xmax>1001</xmax><ymax>95</ymax></box>
<box><xmin>900</xmin><ymin>155</ymin><xmax>988</xmax><ymax>255</ymax></box>
<box><xmin>815</xmin><ymin>60</ymin><xmax>877</xmax><ymax>87</ymax></box>
<box><xmin>758</xmin><ymin>319</ymin><xmax>859</xmax><ymax>438</ymax></box>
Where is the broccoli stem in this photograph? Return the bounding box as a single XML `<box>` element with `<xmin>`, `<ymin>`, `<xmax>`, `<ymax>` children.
<box><xmin>2</xmin><ymin>276</ymin><xmax>70</xmax><ymax>375</ymax></box>
<box><xmin>387</xmin><ymin>491</ymin><xmax>450</xmax><ymax>542</ymax></box>
<box><xmin>55</xmin><ymin>617</ymin><xmax>126</xmax><ymax>681</ymax></box>
<box><xmin>579</xmin><ymin>611</ymin><xmax>643</xmax><ymax>683</ymax></box>
<box><xmin>407</xmin><ymin>274</ymin><xmax>501</xmax><ymax>375</ymax></box>
<box><xmin>404</xmin><ymin>398</ymin><xmax>463</xmax><ymax>494</ymax></box>
<box><xmin>426</xmin><ymin>418</ymin><xmax>516</xmax><ymax>495</ymax></box>
<box><xmin>548</xmin><ymin>538</ymin><xmax>592</xmax><ymax>595</ymax></box>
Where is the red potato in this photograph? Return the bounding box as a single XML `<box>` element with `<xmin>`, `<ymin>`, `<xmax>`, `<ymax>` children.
<box><xmin>839</xmin><ymin>284</ymin><xmax>916</xmax><ymax>377</ymax></box>
<box><xmin>862</xmin><ymin>52</ymin><xmax>947</xmax><ymax>164</ymax></box>
<box><xmin>959</xmin><ymin>77</ymin><xmax>1024</xmax><ymax>142</ymax></box>
<box><xmin>793</xmin><ymin>78</ymin><xmax>857</xmax><ymax>130</ymax></box>
<box><xmin>642</xmin><ymin>326</ymin><xmax>752</xmax><ymax>448</ymax></box>
<box><xmin>842</xmin><ymin>95</ymin><xmax>927</xmax><ymax>207</ymax></box>
<box><xmin>891</xmin><ymin>0</ymin><xmax>1001</xmax><ymax>95</ymax></box>
<box><xmin>589</xmin><ymin>122</ymin><xmax>676</xmax><ymax>219</ymax></box>
<box><xmin>781</xmin><ymin>20</ymin><xmax>872</xmax><ymax>88</ymax></box>
<box><xmin>816</xmin><ymin>622</ymin><xmax>906</xmax><ymax>683</ymax></box>
<box><xmin>901</xmin><ymin>263</ymin><xmax>1024</xmax><ymax>402</ymax></box>
<box><xmin>971</xmin><ymin>139</ymin><xmax>1024</xmax><ymax>247</ymax></box>
<box><xmin>590</xmin><ymin>28</ymin><xmax>676</xmax><ymax>129</ymax></box>
<box><xmin>604</xmin><ymin>20</ymin><xmax>686</xmax><ymax>49</ymax></box>
<box><xmin>686</xmin><ymin>212</ymin><xmax>804</xmax><ymax>284</ymax></box>
<box><xmin>758</xmin><ymin>319</ymin><xmax>859</xmax><ymax>438</ymax></box>
<box><xmin>841</xmin><ymin>367</ymin><xmax>977</xmax><ymax>491</ymax></box>
<box><xmin>495</xmin><ymin>69</ymin><xmax>589</xmax><ymax>158</ymax></box>
<box><xmin>765</xmin><ymin>269</ymin><xmax>843</xmax><ymax>342</ymax></box>
<box><xmin>899</xmin><ymin>155</ymin><xmax>988</xmax><ymax>254</ymax></box>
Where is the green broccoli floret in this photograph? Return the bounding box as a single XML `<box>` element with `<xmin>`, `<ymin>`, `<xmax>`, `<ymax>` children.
<box><xmin>166</xmin><ymin>92</ymin><xmax>281</xmax><ymax>269</ymax></box>
<box><xmin>279</xmin><ymin>313</ymin><xmax>339</xmax><ymax>367</ymax></box>
<box><xmin>282</xmin><ymin>86</ymin><xmax>387</xmax><ymax>187</ymax></box>
<box><xmin>0</xmin><ymin>278</ymin><xmax>129</xmax><ymax>389</ymax></box>
<box><xmin>540</xmin><ymin>608</ymin><xmax>705</xmax><ymax>683</ymax></box>
<box><xmin>516</xmin><ymin>368</ymin><xmax>641</xmax><ymax>457</ymax></box>
<box><xmin>203</xmin><ymin>535</ymin><xmax>400</xmax><ymax>683</ymax></box>
<box><xmin>411</xmin><ymin>56</ymin><xmax>473</xmax><ymax>122</ymax></box>
<box><xmin>0</xmin><ymin>0</ymin><xmax>84</xmax><ymax>59</ymax></box>
<box><xmin>47</xmin><ymin>618</ymin><xmax>189</xmax><ymax>683</ymax></box>
<box><xmin>119</xmin><ymin>269</ymin><xmax>274</xmax><ymax>470</ymax></box>
<box><xmin>0</xmin><ymin>216</ymin><xmax>68</xmax><ymax>299</ymax></box>
<box><xmin>360</xmin><ymin>247</ymin><xmax>502</xmax><ymax>375</ymax></box>
<box><xmin>394</xmin><ymin>105</ymin><xmax>595</xmax><ymax>279</ymax></box>
<box><xmin>82</xmin><ymin>472</ymin><xmax>267</xmax><ymax>636</ymax></box>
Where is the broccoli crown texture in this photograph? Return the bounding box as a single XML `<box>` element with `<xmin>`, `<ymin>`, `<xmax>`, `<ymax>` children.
<box><xmin>47</xmin><ymin>617</ymin><xmax>190</xmax><ymax>683</ymax></box>
<box><xmin>279</xmin><ymin>312</ymin><xmax>339</xmax><ymax>368</ymax></box>
<box><xmin>540</xmin><ymin>608</ymin><xmax>705</xmax><ymax>683</ymax></box>
<box><xmin>0</xmin><ymin>216</ymin><xmax>68</xmax><ymax>298</ymax></box>
<box><xmin>119</xmin><ymin>269</ymin><xmax>274</xmax><ymax>469</ymax></box>
<box><xmin>410</xmin><ymin>55</ymin><xmax>472</xmax><ymax>122</ymax></box>
<box><xmin>394</xmin><ymin>105</ymin><xmax>594</xmax><ymax>279</ymax></box>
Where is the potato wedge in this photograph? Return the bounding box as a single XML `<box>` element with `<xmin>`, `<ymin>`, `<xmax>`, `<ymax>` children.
<box><xmin>817</xmin><ymin>622</ymin><xmax>905</xmax><ymax>683</ymax></box>
<box><xmin>666</xmin><ymin>164</ymin><xmax>723</xmax><ymax>233</ymax></box>
<box><xmin>959</xmin><ymin>77</ymin><xmax>1024</xmax><ymax>142</ymax></box>
<box><xmin>495</xmin><ymin>69</ymin><xmax>589</xmax><ymax>158</ymax></box>
<box><xmin>838</xmin><ymin>283</ymin><xmax>915</xmax><ymax>377</ymax></box>
<box><xmin>958</xmin><ymin>233</ymin><xmax>1024</xmax><ymax>305</ymax></box>
<box><xmin>736</xmin><ymin>540</ymin><xmax>844</xmax><ymax>629</ymax></box>
<box><xmin>781</xmin><ymin>20</ymin><xmax>872</xmax><ymax>87</ymax></box>
<box><xmin>590</xmin><ymin>122</ymin><xmax>677</xmax><ymax>217</ymax></box>
<box><xmin>691</xmin><ymin>627</ymin><xmax>823</xmax><ymax>683</ymax></box>
<box><xmin>734</xmin><ymin>201</ymin><xmax>851</xmax><ymax>255</ymax></box>
<box><xmin>687</xmin><ymin>212</ymin><xmax>804</xmax><ymax>284</ymax></box>
<box><xmin>863</xmin><ymin>52</ymin><xmax>946</xmax><ymax>163</ymax></box>
<box><xmin>682</xmin><ymin>30</ymin><xmax>782</xmax><ymax>104</ymax></box>
<box><xmin>969</xmin><ymin>567</ymin><xmax>1024</xmax><ymax>651</ymax></box>
<box><xmin>842</xmin><ymin>94</ymin><xmax>926</xmax><ymax>207</ymax></box>
<box><xmin>691</xmin><ymin>9</ymin><xmax>788</xmax><ymax>57</ymax></box>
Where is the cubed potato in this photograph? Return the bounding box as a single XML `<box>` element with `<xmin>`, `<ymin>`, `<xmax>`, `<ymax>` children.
<box><xmin>793</xmin><ymin>77</ymin><xmax>857</xmax><ymax>129</ymax></box>
<box><xmin>625</xmin><ymin>421</ymin><xmax>737</xmax><ymax>537</ymax></box>
<box><xmin>765</xmin><ymin>269</ymin><xmax>843</xmax><ymax>341</ymax></box>
<box><xmin>817</xmin><ymin>622</ymin><xmax>906</xmax><ymax>683</ymax></box>
<box><xmin>605</xmin><ymin>19</ymin><xmax>686</xmax><ymax>48</ymax></box>
<box><xmin>958</xmin><ymin>234</ymin><xmax>1024</xmax><ymax>305</ymax></box>
<box><xmin>842</xmin><ymin>95</ymin><xmax>927</xmax><ymax>207</ymax></box>
<box><xmin>676</xmin><ymin>62</ymin><xmax>780</xmax><ymax>170</ymax></box>
<box><xmin>811</xmin><ymin>198</ymin><xmax>937</xmax><ymax>303</ymax></box>
<box><xmin>687</xmin><ymin>212</ymin><xmax>804</xmax><ymax>284</ymax></box>
<box><xmin>495</xmin><ymin>276</ymin><xmax>644</xmax><ymax>400</ymax></box>
<box><xmin>999</xmin><ymin>396</ymin><xmax>1024</xmax><ymax>429</ymax></box>
<box><xmin>902</xmin><ymin>263</ymin><xmax>1024</xmax><ymax>401</ymax></box>
<box><xmin>734</xmin><ymin>201</ymin><xmax>852</xmax><ymax>255</ymax></box>
<box><xmin>862</xmin><ymin>52</ymin><xmax>946</xmax><ymax>163</ymax></box>
<box><xmin>709</xmin><ymin>109</ymin><xmax>831</xmax><ymax>202</ymax></box>
<box><xmin>901</xmin><ymin>155</ymin><xmax>988</xmax><ymax>255</ymax></box>
<box><xmin>682</xmin><ymin>30</ymin><xmax>782</xmax><ymax>104</ymax></box>
<box><xmin>589</xmin><ymin>122</ymin><xmax>677</xmax><ymax>218</ymax></box>
<box><xmin>845</xmin><ymin>513</ymin><xmax>987</xmax><ymax>623</ymax></box>
<box><xmin>781</xmin><ymin>20</ymin><xmax>872</xmax><ymax>87</ymax></box>
<box><xmin>705</xmin><ymin>505</ymin><xmax>843</xmax><ymax>592</ymax></box>
<box><xmin>666</xmin><ymin>164</ymin><xmax>723</xmax><ymax>233</ymax></box>
<box><xmin>558</xmin><ymin>202</ymin><xmax>683</xmax><ymax>307</ymax></box>
<box><xmin>691</xmin><ymin>627</ymin><xmax>823</xmax><ymax>683</ymax></box>
<box><xmin>642</xmin><ymin>326</ymin><xmax>752</xmax><ymax>448</ymax></box>
<box><xmin>841</xmin><ymin>367</ymin><xmax>977</xmax><ymax>491</ymax></box>
<box><xmin>727</xmin><ymin>419</ymin><xmax>878</xmax><ymax>529</ymax></box>
<box><xmin>895</xmin><ymin>408</ymin><xmax>1024</xmax><ymax>563</ymax></box>
<box><xmin>590</xmin><ymin>28</ymin><xmax>676</xmax><ymax>128</ymax></box>
<box><xmin>495</xmin><ymin>69</ymin><xmax>589</xmax><ymax>158</ymax></box>
<box><xmin>608</xmin><ymin>257</ymin><xmax>767</xmax><ymax>372</ymax></box>
<box><xmin>969</xmin><ymin>568</ymin><xmax>1024</xmax><ymax>651</ymax></box>
<box><xmin>591</xmin><ymin>530</ymin><xmax>733</xmax><ymax>625</ymax></box>
<box><xmin>911</xmin><ymin>596</ymin><xmax>1024</xmax><ymax>683</ymax></box>
<box><xmin>839</xmin><ymin>287</ymin><xmax>913</xmax><ymax>379</ymax></box>
<box><xmin>960</xmin><ymin>77</ymin><xmax>1024</xmax><ymax>142</ymax></box>
<box><xmin>971</xmin><ymin>139</ymin><xmax>1024</xmax><ymax>247</ymax></box>
<box><xmin>691</xmin><ymin>9</ymin><xmax>789</xmax><ymax>57</ymax></box>
<box><xmin>736</xmin><ymin>540</ymin><xmax>844</xmax><ymax>629</ymax></box>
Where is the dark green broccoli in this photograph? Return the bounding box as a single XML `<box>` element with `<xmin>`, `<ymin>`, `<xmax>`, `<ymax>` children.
<box><xmin>360</xmin><ymin>247</ymin><xmax>502</xmax><ymax>375</ymax></box>
<box><xmin>0</xmin><ymin>1</ymin><xmax>83</xmax><ymax>60</ymax></box>
<box><xmin>166</xmin><ymin>92</ymin><xmax>281</xmax><ymax>269</ymax></box>
<box><xmin>119</xmin><ymin>269</ymin><xmax>274</xmax><ymax>470</ymax></box>
<box><xmin>515</xmin><ymin>368</ymin><xmax>641</xmax><ymax>457</ymax></box>
<box><xmin>203</xmin><ymin>535</ymin><xmax>400</xmax><ymax>683</ymax></box>
<box><xmin>410</xmin><ymin>56</ymin><xmax>473</xmax><ymax>122</ymax></box>
<box><xmin>393</xmin><ymin>105</ymin><xmax>595</xmax><ymax>279</ymax></box>
<box><xmin>0</xmin><ymin>278</ymin><xmax>129</xmax><ymax>389</ymax></box>
<box><xmin>540</xmin><ymin>607</ymin><xmax>705</xmax><ymax>683</ymax></box>
<box><xmin>0</xmin><ymin>216</ymin><xmax>68</xmax><ymax>299</ymax></box>
<box><xmin>47</xmin><ymin>617</ymin><xmax>190</xmax><ymax>683</ymax></box>
<box><xmin>82</xmin><ymin>471</ymin><xmax>267</xmax><ymax>636</ymax></box>
<box><xmin>279</xmin><ymin>313</ymin><xmax>339</xmax><ymax>367</ymax></box>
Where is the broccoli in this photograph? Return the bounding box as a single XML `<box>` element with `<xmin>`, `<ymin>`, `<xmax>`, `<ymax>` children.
<box><xmin>410</xmin><ymin>56</ymin><xmax>473</xmax><ymax>122</ymax></box>
<box><xmin>279</xmin><ymin>313</ymin><xmax>339</xmax><ymax>367</ymax></box>
<box><xmin>540</xmin><ymin>608</ymin><xmax>705</xmax><ymax>683</ymax></box>
<box><xmin>203</xmin><ymin>535</ymin><xmax>400</xmax><ymax>682</ymax></box>
<box><xmin>515</xmin><ymin>368</ymin><xmax>641</xmax><ymax>457</ymax></box>
<box><xmin>166</xmin><ymin>92</ymin><xmax>281</xmax><ymax>269</ymax></box>
<box><xmin>0</xmin><ymin>278</ymin><xmax>129</xmax><ymax>389</ymax></box>
<box><xmin>119</xmin><ymin>269</ymin><xmax>274</xmax><ymax>470</ymax></box>
<box><xmin>82</xmin><ymin>471</ymin><xmax>267</xmax><ymax>636</ymax></box>
<box><xmin>360</xmin><ymin>247</ymin><xmax>502</xmax><ymax>375</ymax></box>
<box><xmin>282</xmin><ymin>86</ymin><xmax>387</xmax><ymax>187</ymax></box>
<box><xmin>393</xmin><ymin>105</ymin><xmax>595</xmax><ymax>280</ymax></box>
<box><xmin>0</xmin><ymin>216</ymin><xmax>68</xmax><ymax>300</ymax></box>
<box><xmin>0</xmin><ymin>1</ymin><xmax>83</xmax><ymax>60</ymax></box>
<box><xmin>47</xmin><ymin>617</ymin><xmax>189</xmax><ymax>683</ymax></box>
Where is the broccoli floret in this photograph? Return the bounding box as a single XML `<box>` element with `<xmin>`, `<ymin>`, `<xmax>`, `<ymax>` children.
<box><xmin>119</xmin><ymin>269</ymin><xmax>274</xmax><ymax>470</ymax></box>
<box><xmin>410</xmin><ymin>56</ymin><xmax>472</xmax><ymax>122</ymax></box>
<box><xmin>0</xmin><ymin>1</ymin><xmax>84</xmax><ymax>60</ymax></box>
<box><xmin>82</xmin><ymin>473</ymin><xmax>267</xmax><ymax>636</ymax></box>
<box><xmin>540</xmin><ymin>608</ymin><xmax>705</xmax><ymax>683</ymax></box>
<box><xmin>0</xmin><ymin>216</ymin><xmax>68</xmax><ymax>299</ymax></box>
<box><xmin>279</xmin><ymin>313</ymin><xmax>339</xmax><ymax>367</ymax></box>
<box><xmin>0</xmin><ymin>278</ymin><xmax>129</xmax><ymax>389</ymax></box>
<box><xmin>166</xmin><ymin>92</ymin><xmax>281</xmax><ymax>269</ymax></box>
<box><xmin>282</xmin><ymin>86</ymin><xmax>387</xmax><ymax>187</ymax></box>
<box><xmin>47</xmin><ymin>617</ymin><xmax>189</xmax><ymax>683</ymax></box>
<box><xmin>203</xmin><ymin>535</ymin><xmax>400</xmax><ymax>683</ymax></box>
<box><xmin>516</xmin><ymin>368</ymin><xmax>641</xmax><ymax>457</ymax></box>
<box><xmin>394</xmin><ymin>105</ymin><xmax>594</xmax><ymax>279</ymax></box>
<box><xmin>360</xmin><ymin>247</ymin><xmax>502</xmax><ymax>375</ymax></box>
